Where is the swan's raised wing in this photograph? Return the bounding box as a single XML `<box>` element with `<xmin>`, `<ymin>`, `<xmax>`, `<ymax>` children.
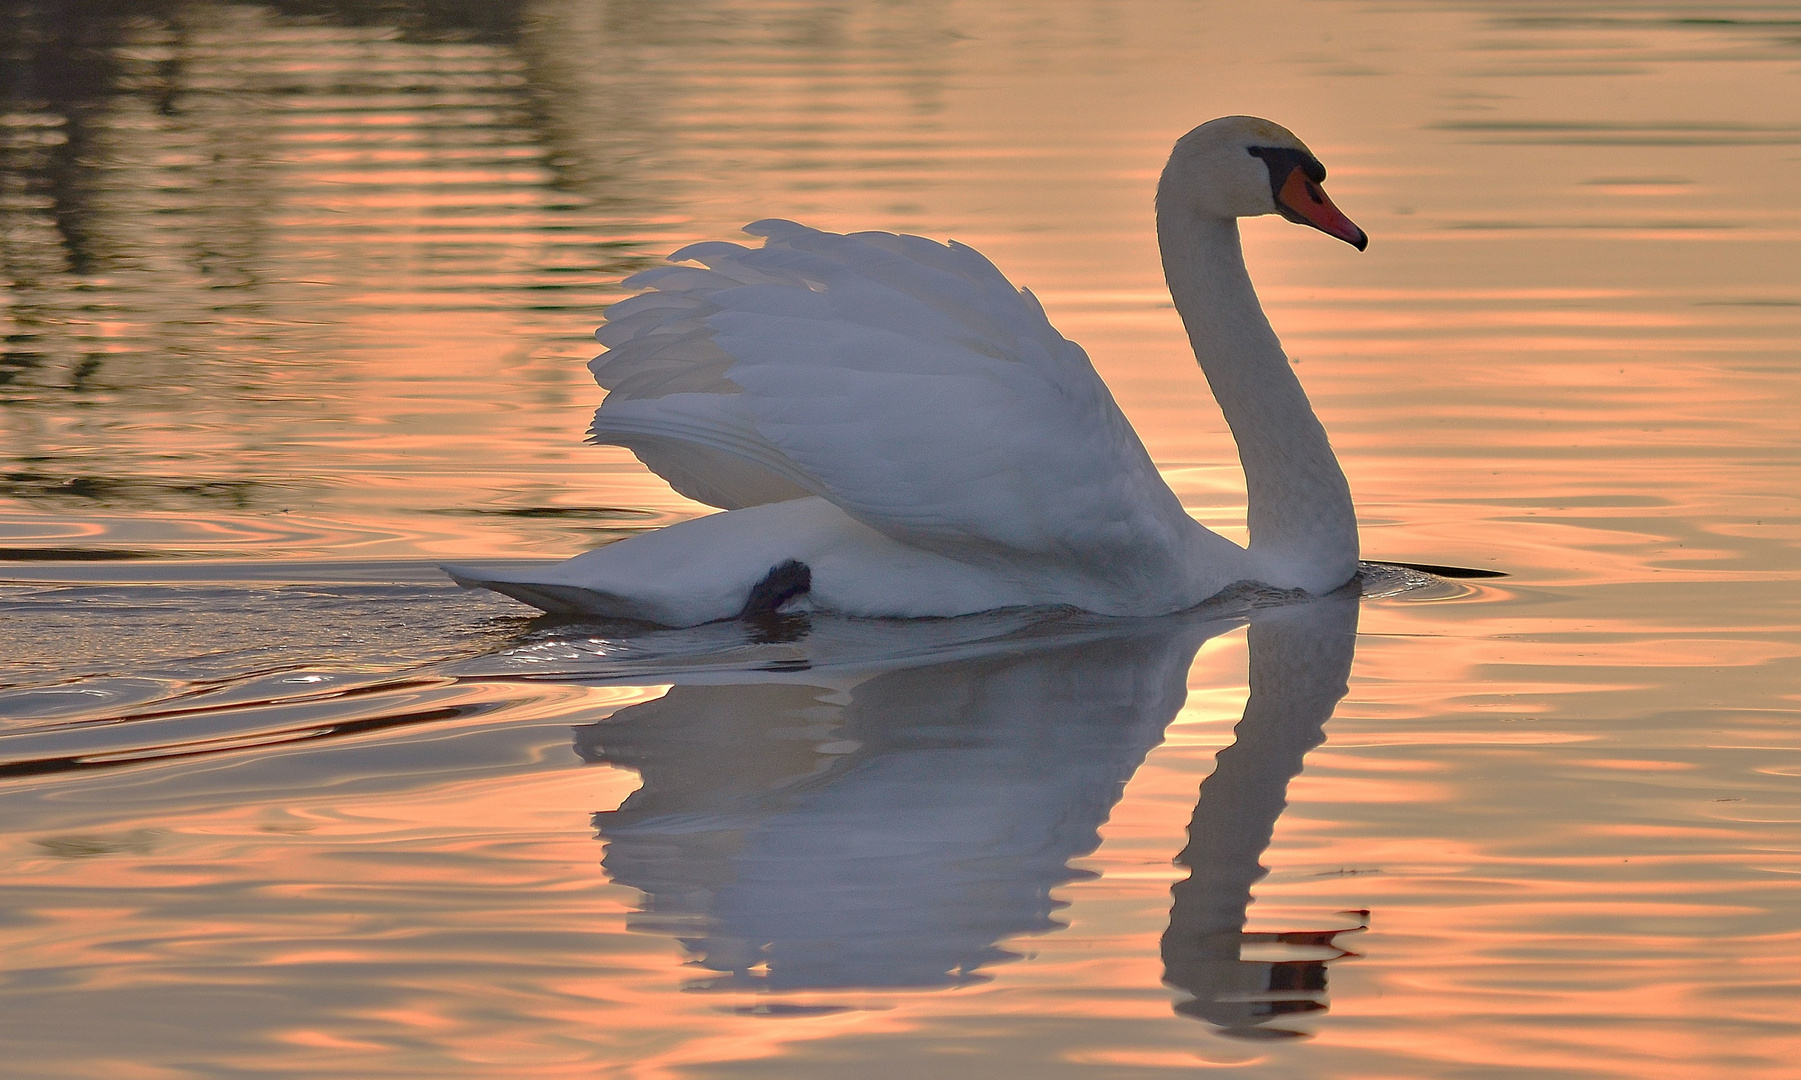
<box><xmin>589</xmin><ymin>220</ymin><xmax>1195</xmax><ymax>567</ymax></box>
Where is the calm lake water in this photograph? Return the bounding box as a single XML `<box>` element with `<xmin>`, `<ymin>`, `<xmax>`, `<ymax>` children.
<box><xmin>4</xmin><ymin>1</ymin><xmax>1800</xmax><ymax>1076</ymax></box>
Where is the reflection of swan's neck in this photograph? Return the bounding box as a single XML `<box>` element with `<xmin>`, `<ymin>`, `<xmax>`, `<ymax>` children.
<box><xmin>1170</xmin><ymin>609</ymin><xmax>1352</xmax><ymax>930</ymax></box>
<box><xmin>1162</xmin><ymin>598</ymin><xmax>1360</xmax><ymax>1030</ymax></box>
<box><xmin>1157</xmin><ymin>206</ymin><xmax>1357</xmax><ymax>592</ymax></box>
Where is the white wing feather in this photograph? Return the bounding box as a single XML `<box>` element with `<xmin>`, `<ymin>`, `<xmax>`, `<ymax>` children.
<box><xmin>588</xmin><ymin>219</ymin><xmax>1197</xmax><ymax>574</ymax></box>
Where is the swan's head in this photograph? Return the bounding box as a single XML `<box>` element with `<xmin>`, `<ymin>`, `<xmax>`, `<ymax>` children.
<box><xmin>1160</xmin><ymin>116</ymin><xmax>1366</xmax><ymax>250</ymax></box>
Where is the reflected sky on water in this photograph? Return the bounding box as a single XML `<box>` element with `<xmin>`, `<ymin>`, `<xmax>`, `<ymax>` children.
<box><xmin>3</xmin><ymin>1</ymin><xmax>1801</xmax><ymax>1076</ymax></box>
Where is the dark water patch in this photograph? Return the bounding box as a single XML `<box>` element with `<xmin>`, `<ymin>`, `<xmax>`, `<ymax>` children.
<box><xmin>1376</xmin><ymin>561</ymin><xmax>1508</xmax><ymax>579</ymax></box>
<box><xmin>745</xmin><ymin>611</ymin><xmax>813</xmax><ymax>647</ymax></box>
<box><xmin>0</xmin><ymin>472</ymin><xmax>277</xmax><ymax>510</ymax></box>
<box><xmin>722</xmin><ymin>1003</ymin><xmax>860</xmax><ymax>1017</ymax></box>
<box><xmin>1446</xmin><ymin>218</ymin><xmax>1738</xmax><ymax>231</ymax></box>
<box><xmin>257</xmin><ymin>0</ymin><xmax>527</xmax><ymax>43</ymax></box>
<box><xmin>1434</xmin><ymin>120</ymin><xmax>1801</xmax><ymax>146</ymax></box>
<box><xmin>0</xmin><ymin>558</ymin><xmax>536</xmax><ymax>584</ymax></box>
<box><xmin>32</xmin><ymin>827</ymin><xmax>161</xmax><ymax>858</ymax></box>
<box><xmin>1579</xmin><ymin>176</ymin><xmax>1695</xmax><ymax>186</ymax></box>
<box><xmin>0</xmin><ymin>548</ymin><xmax>164</xmax><ymax>561</ymax></box>
<box><xmin>435</xmin><ymin>505</ymin><xmax>659</xmax><ymax>521</ymax></box>
<box><xmin>0</xmin><ymin>701</ymin><xmax>482</xmax><ymax>781</ymax></box>
<box><xmin>1440</xmin><ymin>495</ymin><xmax>1671</xmax><ymax>509</ymax></box>
<box><xmin>1495</xmin><ymin>15</ymin><xmax>1801</xmax><ymax>31</ymax></box>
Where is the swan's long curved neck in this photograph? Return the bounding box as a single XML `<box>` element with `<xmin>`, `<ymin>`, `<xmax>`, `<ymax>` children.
<box><xmin>1157</xmin><ymin>207</ymin><xmax>1358</xmax><ymax>592</ymax></box>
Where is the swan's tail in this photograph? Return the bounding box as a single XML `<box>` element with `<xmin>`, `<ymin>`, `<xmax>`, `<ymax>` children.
<box><xmin>441</xmin><ymin>564</ymin><xmax>639</xmax><ymax>619</ymax></box>
<box><xmin>444</xmin><ymin>556</ymin><xmax>812</xmax><ymax>623</ymax></box>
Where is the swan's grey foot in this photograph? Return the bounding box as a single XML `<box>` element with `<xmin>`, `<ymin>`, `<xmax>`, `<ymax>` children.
<box><xmin>738</xmin><ymin>559</ymin><xmax>812</xmax><ymax>617</ymax></box>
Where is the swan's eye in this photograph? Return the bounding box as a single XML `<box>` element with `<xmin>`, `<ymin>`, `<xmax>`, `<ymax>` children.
<box><xmin>1246</xmin><ymin>145</ymin><xmax>1327</xmax><ymax>201</ymax></box>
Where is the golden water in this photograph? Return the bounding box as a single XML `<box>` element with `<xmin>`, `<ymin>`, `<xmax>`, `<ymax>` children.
<box><xmin>3</xmin><ymin>1</ymin><xmax>1800</xmax><ymax>1076</ymax></box>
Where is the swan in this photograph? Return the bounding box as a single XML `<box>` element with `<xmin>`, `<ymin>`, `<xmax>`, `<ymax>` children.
<box><xmin>445</xmin><ymin>116</ymin><xmax>1367</xmax><ymax>625</ymax></box>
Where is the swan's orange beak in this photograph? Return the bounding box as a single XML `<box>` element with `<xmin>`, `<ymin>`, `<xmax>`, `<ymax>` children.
<box><xmin>1277</xmin><ymin>168</ymin><xmax>1367</xmax><ymax>251</ymax></box>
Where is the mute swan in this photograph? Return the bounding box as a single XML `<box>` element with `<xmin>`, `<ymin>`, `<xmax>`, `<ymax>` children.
<box><xmin>446</xmin><ymin>116</ymin><xmax>1367</xmax><ymax>625</ymax></box>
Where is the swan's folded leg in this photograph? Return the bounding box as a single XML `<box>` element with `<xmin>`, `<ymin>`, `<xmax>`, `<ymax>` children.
<box><xmin>444</xmin><ymin>496</ymin><xmax>1036</xmax><ymax>626</ymax></box>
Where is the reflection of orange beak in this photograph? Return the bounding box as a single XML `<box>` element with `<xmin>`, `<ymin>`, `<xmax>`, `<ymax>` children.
<box><xmin>1278</xmin><ymin>168</ymin><xmax>1367</xmax><ymax>250</ymax></box>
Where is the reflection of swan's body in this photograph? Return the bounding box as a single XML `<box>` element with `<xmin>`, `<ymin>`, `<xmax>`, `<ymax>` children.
<box><xmin>448</xmin><ymin>117</ymin><xmax>1366</xmax><ymax>625</ymax></box>
<box><xmin>581</xmin><ymin>617</ymin><xmax>1212</xmax><ymax>989</ymax></box>
<box><xmin>568</xmin><ymin>593</ymin><xmax>1360</xmax><ymax>1029</ymax></box>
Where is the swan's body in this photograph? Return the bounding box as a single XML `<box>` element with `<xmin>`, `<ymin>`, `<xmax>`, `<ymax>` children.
<box><xmin>447</xmin><ymin>117</ymin><xmax>1366</xmax><ymax>625</ymax></box>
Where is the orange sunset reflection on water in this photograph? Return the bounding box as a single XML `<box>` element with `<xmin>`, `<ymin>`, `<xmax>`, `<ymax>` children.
<box><xmin>3</xmin><ymin>1</ymin><xmax>1801</xmax><ymax>1077</ymax></box>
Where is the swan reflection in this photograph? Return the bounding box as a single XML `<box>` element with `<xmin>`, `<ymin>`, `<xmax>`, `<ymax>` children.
<box><xmin>1162</xmin><ymin>597</ymin><xmax>1365</xmax><ymax>1037</ymax></box>
<box><xmin>569</xmin><ymin>593</ymin><xmax>1359</xmax><ymax>1032</ymax></box>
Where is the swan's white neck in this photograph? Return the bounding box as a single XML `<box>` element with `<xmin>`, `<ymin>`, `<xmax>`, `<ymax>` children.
<box><xmin>1157</xmin><ymin>205</ymin><xmax>1358</xmax><ymax>592</ymax></box>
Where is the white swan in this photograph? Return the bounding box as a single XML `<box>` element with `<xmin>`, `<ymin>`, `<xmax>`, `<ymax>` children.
<box><xmin>446</xmin><ymin>116</ymin><xmax>1367</xmax><ymax>625</ymax></box>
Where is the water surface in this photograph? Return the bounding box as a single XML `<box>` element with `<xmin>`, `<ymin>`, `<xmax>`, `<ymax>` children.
<box><xmin>3</xmin><ymin>1</ymin><xmax>1800</xmax><ymax>1076</ymax></box>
